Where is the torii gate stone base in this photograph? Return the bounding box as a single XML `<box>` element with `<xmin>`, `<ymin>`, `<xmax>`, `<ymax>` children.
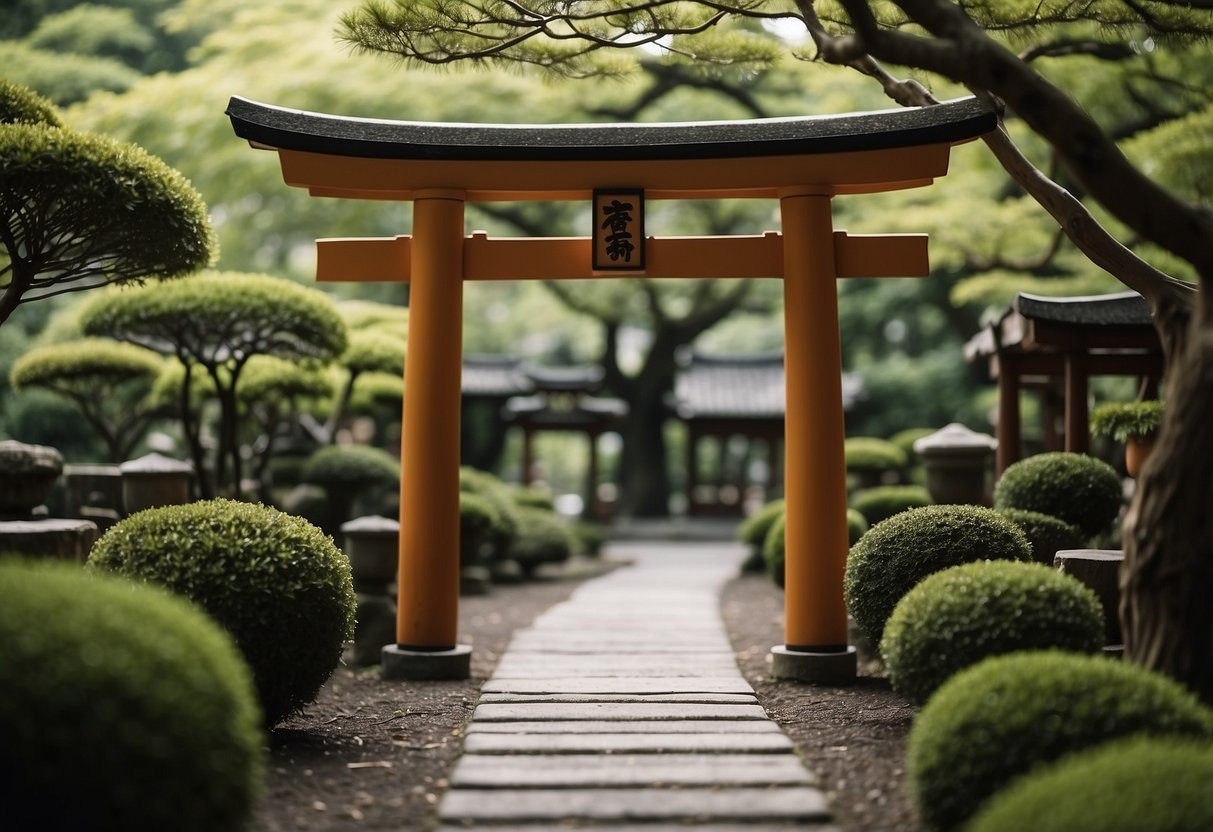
<box><xmin>228</xmin><ymin>96</ymin><xmax>995</xmax><ymax>684</ymax></box>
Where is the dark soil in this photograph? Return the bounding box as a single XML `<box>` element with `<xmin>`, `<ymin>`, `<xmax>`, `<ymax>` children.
<box><xmin>254</xmin><ymin>556</ymin><xmax>919</xmax><ymax>832</ymax></box>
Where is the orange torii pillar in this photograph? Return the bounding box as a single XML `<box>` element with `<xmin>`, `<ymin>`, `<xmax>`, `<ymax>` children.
<box><xmin>225</xmin><ymin>93</ymin><xmax>996</xmax><ymax>683</ymax></box>
<box><xmin>387</xmin><ymin>190</ymin><xmax>470</xmax><ymax>674</ymax></box>
<box><xmin>775</xmin><ymin>191</ymin><xmax>854</xmax><ymax>679</ymax></box>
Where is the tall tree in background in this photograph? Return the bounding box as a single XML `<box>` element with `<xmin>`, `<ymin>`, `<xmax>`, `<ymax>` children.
<box><xmin>335</xmin><ymin>1</ymin><xmax>1213</xmax><ymax>700</ymax></box>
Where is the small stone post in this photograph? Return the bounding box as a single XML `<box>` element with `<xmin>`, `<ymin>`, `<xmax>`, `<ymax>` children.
<box><xmin>0</xmin><ymin>441</ymin><xmax>97</xmax><ymax>560</ymax></box>
<box><xmin>342</xmin><ymin>515</ymin><xmax>400</xmax><ymax>666</ymax></box>
<box><xmin>119</xmin><ymin>453</ymin><xmax>193</xmax><ymax>514</ymax></box>
<box><xmin>914</xmin><ymin>423</ymin><xmax>998</xmax><ymax>506</ymax></box>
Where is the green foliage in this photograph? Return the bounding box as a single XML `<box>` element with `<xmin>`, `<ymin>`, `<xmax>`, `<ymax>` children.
<box><xmin>235</xmin><ymin>356</ymin><xmax>331</xmax><ymax>404</ymax></box>
<box><xmin>459</xmin><ymin>490</ymin><xmax>501</xmax><ymax>565</ymax></box>
<box><xmin>1090</xmin><ymin>400</ymin><xmax>1164</xmax><ymax>442</ymax></box>
<box><xmin>26</xmin><ymin>6</ymin><xmax>157</xmax><ymax>68</ymax></box>
<box><xmin>0</xmin><ymin>41</ymin><xmax>142</xmax><ymax>105</ymax></box>
<box><xmin>460</xmin><ymin>466</ymin><xmax>520</xmax><ymax>558</ymax></box>
<box><xmin>844</xmin><ymin>505</ymin><xmax>1031</xmax><ymax>645</ymax></box>
<box><xmin>0</xmin><ymin>123</ymin><xmax>213</xmax><ymax>318</ymax></box>
<box><xmin>849</xmin><ymin>484</ymin><xmax>932</xmax><ymax>525</ymax></box>
<box><xmin>0</xmin><ymin>78</ymin><xmax>62</xmax><ymax>125</ymax></box>
<box><xmin>510</xmin><ymin>484</ymin><xmax>556</xmax><ymax>512</ymax></box>
<box><xmin>80</xmin><ymin>272</ymin><xmax>346</xmax><ymax>365</ymax></box>
<box><xmin>10</xmin><ymin>338</ymin><xmax>162</xmax><ymax>389</ymax></box>
<box><xmin>337</xmin><ymin>299</ymin><xmax>408</xmax><ymax>334</ymax></box>
<box><xmin>572</xmin><ymin>521</ymin><xmax>605</xmax><ymax>556</ymax></box>
<box><xmin>763</xmin><ymin>512</ymin><xmax>786</xmax><ymax>588</ymax></box>
<box><xmin>994</xmin><ymin>452</ymin><xmax>1124</xmax><ymax>536</ymax></box>
<box><xmin>739</xmin><ymin>498</ymin><xmax>784</xmax><ymax>547</ymax></box>
<box><xmin>890</xmin><ymin>427</ymin><xmax>935</xmax><ymax>465</ymax></box>
<box><xmin>967</xmin><ymin>736</ymin><xmax>1213</xmax><ymax>832</ymax></box>
<box><xmin>88</xmin><ymin>499</ymin><xmax>356</xmax><ymax>726</ymax></box>
<box><xmin>880</xmin><ymin>561</ymin><xmax>1104</xmax><ymax>704</ymax></box>
<box><xmin>1126</xmin><ymin>104</ymin><xmax>1213</xmax><ymax>202</ymax></box>
<box><xmin>303</xmin><ymin>444</ymin><xmax>399</xmax><ymax>488</ymax></box>
<box><xmin>999</xmin><ymin>507</ymin><xmax>1086</xmax><ymax>565</ymax></box>
<box><xmin>511</xmin><ymin>505</ymin><xmax>575</xmax><ymax>576</ymax></box>
<box><xmin>0</xmin><ymin>559</ymin><xmax>263</xmax><ymax>831</ymax></box>
<box><xmin>762</xmin><ymin>507</ymin><xmax>869</xmax><ymax>587</ymax></box>
<box><xmin>907</xmin><ymin>651</ymin><xmax>1213</xmax><ymax>831</ymax></box>
<box><xmin>845</xmin><ymin>436</ymin><xmax>908</xmax><ymax>471</ymax></box>
<box><xmin>343</xmin><ymin>329</ymin><xmax>405</xmax><ymax>376</ymax></box>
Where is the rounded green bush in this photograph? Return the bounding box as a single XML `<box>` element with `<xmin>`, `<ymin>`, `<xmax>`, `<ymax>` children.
<box><xmin>88</xmin><ymin>499</ymin><xmax>356</xmax><ymax>726</ymax></box>
<box><xmin>967</xmin><ymin>736</ymin><xmax>1213</xmax><ymax>832</ymax></box>
<box><xmin>0</xmin><ymin>79</ymin><xmax>63</xmax><ymax>126</ymax></box>
<box><xmin>459</xmin><ymin>490</ymin><xmax>501</xmax><ymax>566</ymax></box>
<box><xmin>0</xmin><ymin>559</ymin><xmax>263</xmax><ymax>831</ymax></box>
<box><xmin>880</xmin><ymin>561</ymin><xmax>1104</xmax><ymax>703</ymax></box>
<box><xmin>907</xmin><ymin>651</ymin><xmax>1213</xmax><ymax>831</ymax></box>
<box><xmin>845</xmin><ymin>436</ymin><xmax>908</xmax><ymax>471</ymax></box>
<box><xmin>844</xmin><ymin>505</ymin><xmax>1030</xmax><ymax>645</ymax></box>
<box><xmin>303</xmin><ymin>444</ymin><xmax>400</xmax><ymax>488</ymax></box>
<box><xmin>850</xmin><ymin>484</ymin><xmax>932</xmax><ymax>525</ymax></box>
<box><xmin>764</xmin><ymin>508</ymin><xmax>869</xmax><ymax>588</ymax></box>
<box><xmin>510</xmin><ymin>484</ymin><xmax>557</xmax><ymax>512</ymax></box>
<box><xmin>739</xmin><ymin>499</ymin><xmax>785</xmax><ymax>548</ymax></box>
<box><xmin>511</xmin><ymin>505</ymin><xmax>575</xmax><ymax>577</ymax></box>
<box><xmin>999</xmin><ymin>507</ymin><xmax>1086</xmax><ymax>565</ymax></box>
<box><xmin>890</xmin><ymin>427</ymin><xmax>935</xmax><ymax>464</ymax></box>
<box><xmin>460</xmin><ymin>467</ymin><xmax>520</xmax><ymax>559</ymax></box>
<box><xmin>994</xmin><ymin>452</ymin><xmax>1123</xmax><ymax>536</ymax></box>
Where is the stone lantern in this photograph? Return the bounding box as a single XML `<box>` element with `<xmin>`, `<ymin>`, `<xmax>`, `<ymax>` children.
<box><xmin>914</xmin><ymin>423</ymin><xmax>998</xmax><ymax>506</ymax></box>
<box><xmin>120</xmin><ymin>453</ymin><xmax>194</xmax><ymax>514</ymax></box>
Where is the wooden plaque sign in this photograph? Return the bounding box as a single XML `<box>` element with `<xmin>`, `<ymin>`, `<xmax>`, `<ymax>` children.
<box><xmin>592</xmin><ymin>188</ymin><xmax>645</xmax><ymax>271</ymax></box>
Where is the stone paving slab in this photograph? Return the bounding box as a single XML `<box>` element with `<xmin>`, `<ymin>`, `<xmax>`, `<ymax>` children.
<box><xmin>462</xmin><ymin>731</ymin><xmax>795</xmax><ymax>755</ymax></box>
<box><xmin>478</xmin><ymin>693</ymin><xmax>757</xmax><ymax>705</ymax></box>
<box><xmin>450</xmin><ymin>753</ymin><xmax>814</xmax><ymax>788</ymax></box>
<box><xmin>439</xmin><ymin>787</ymin><xmax>832</xmax><ymax>824</ymax></box>
<box><xmin>473</xmin><ymin>702</ymin><xmax>768</xmax><ymax>722</ymax></box>
<box><xmin>480</xmin><ymin>677</ymin><xmax>755</xmax><ymax>695</ymax></box>
<box><xmin>466</xmin><ymin>719</ymin><xmax>784</xmax><ymax>735</ymax></box>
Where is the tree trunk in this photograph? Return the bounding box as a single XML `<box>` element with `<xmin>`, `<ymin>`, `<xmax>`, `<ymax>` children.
<box><xmin>614</xmin><ymin>343</ymin><xmax>677</xmax><ymax>518</ymax></box>
<box><xmin>1122</xmin><ymin>285</ymin><xmax>1213</xmax><ymax>706</ymax></box>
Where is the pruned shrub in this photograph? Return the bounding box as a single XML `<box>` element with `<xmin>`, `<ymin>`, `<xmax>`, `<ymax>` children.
<box><xmin>0</xmin><ymin>78</ymin><xmax>63</xmax><ymax>126</ymax></box>
<box><xmin>739</xmin><ymin>499</ymin><xmax>784</xmax><ymax>573</ymax></box>
<box><xmin>460</xmin><ymin>467</ymin><xmax>520</xmax><ymax>560</ymax></box>
<box><xmin>0</xmin><ymin>558</ymin><xmax>263</xmax><ymax>831</ymax></box>
<box><xmin>880</xmin><ymin>561</ymin><xmax>1104</xmax><ymax>704</ymax></box>
<box><xmin>967</xmin><ymin>736</ymin><xmax>1213</xmax><ymax>832</ymax></box>
<box><xmin>999</xmin><ymin>507</ymin><xmax>1086</xmax><ymax>565</ymax></box>
<box><xmin>762</xmin><ymin>508</ymin><xmax>868</xmax><ymax>588</ymax></box>
<box><xmin>459</xmin><ymin>490</ymin><xmax>500</xmax><ymax>567</ymax></box>
<box><xmin>845</xmin><ymin>436</ymin><xmax>907</xmax><ymax>470</ymax></box>
<box><xmin>849</xmin><ymin>484</ymin><xmax>932</xmax><ymax>525</ymax></box>
<box><xmin>511</xmin><ymin>505</ymin><xmax>575</xmax><ymax>577</ymax></box>
<box><xmin>890</xmin><ymin>427</ymin><xmax>935</xmax><ymax>466</ymax></box>
<box><xmin>302</xmin><ymin>444</ymin><xmax>400</xmax><ymax>531</ymax></box>
<box><xmin>844</xmin><ymin>505</ymin><xmax>1030</xmax><ymax>645</ymax></box>
<box><xmin>994</xmin><ymin>452</ymin><xmax>1123</xmax><ymax>537</ymax></box>
<box><xmin>88</xmin><ymin>499</ymin><xmax>356</xmax><ymax>726</ymax></box>
<box><xmin>511</xmin><ymin>484</ymin><xmax>557</xmax><ymax>512</ymax></box>
<box><xmin>907</xmin><ymin>651</ymin><xmax>1213</xmax><ymax>831</ymax></box>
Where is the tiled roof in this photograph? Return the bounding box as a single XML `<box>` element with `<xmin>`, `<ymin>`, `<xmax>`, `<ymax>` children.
<box><xmin>461</xmin><ymin>355</ymin><xmax>533</xmax><ymax>398</ymax></box>
<box><xmin>1015</xmin><ymin>291</ymin><xmax>1153</xmax><ymax>326</ymax></box>
<box><xmin>672</xmin><ymin>353</ymin><xmax>863</xmax><ymax>419</ymax></box>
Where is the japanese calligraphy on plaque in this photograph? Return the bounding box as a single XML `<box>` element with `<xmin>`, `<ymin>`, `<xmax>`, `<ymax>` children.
<box><xmin>592</xmin><ymin>188</ymin><xmax>645</xmax><ymax>271</ymax></box>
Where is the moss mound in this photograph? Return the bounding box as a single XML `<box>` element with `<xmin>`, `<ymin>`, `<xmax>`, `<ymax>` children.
<box><xmin>302</xmin><ymin>444</ymin><xmax>400</xmax><ymax>488</ymax></box>
<box><xmin>907</xmin><ymin>651</ymin><xmax>1213</xmax><ymax>831</ymax></box>
<box><xmin>967</xmin><ymin>736</ymin><xmax>1213</xmax><ymax>832</ymax></box>
<box><xmin>460</xmin><ymin>467</ymin><xmax>520</xmax><ymax>560</ymax></box>
<box><xmin>880</xmin><ymin>561</ymin><xmax>1104</xmax><ymax>703</ymax></box>
<box><xmin>844</xmin><ymin>436</ymin><xmax>908</xmax><ymax>471</ymax></box>
<box><xmin>0</xmin><ymin>559</ymin><xmax>263</xmax><ymax>831</ymax></box>
<box><xmin>994</xmin><ymin>452</ymin><xmax>1123</xmax><ymax>536</ymax></box>
<box><xmin>89</xmin><ymin>499</ymin><xmax>355</xmax><ymax>726</ymax></box>
<box><xmin>844</xmin><ymin>505</ymin><xmax>1030</xmax><ymax>644</ymax></box>
<box><xmin>999</xmin><ymin>507</ymin><xmax>1086</xmax><ymax>564</ymax></box>
<box><xmin>739</xmin><ymin>499</ymin><xmax>784</xmax><ymax>573</ymax></box>
<box><xmin>849</xmin><ymin>484</ymin><xmax>932</xmax><ymax>525</ymax></box>
<box><xmin>511</xmin><ymin>505</ymin><xmax>575</xmax><ymax>577</ymax></box>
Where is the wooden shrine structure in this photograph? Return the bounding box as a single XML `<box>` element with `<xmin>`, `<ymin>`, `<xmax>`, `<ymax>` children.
<box><xmin>227</xmin><ymin>95</ymin><xmax>996</xmax><ymax>682</ymax></box>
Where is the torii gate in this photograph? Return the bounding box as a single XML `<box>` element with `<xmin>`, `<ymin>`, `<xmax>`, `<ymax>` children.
<box><xmin>227</xmin><ymin>96</ymin><xmax>995</xmax><ymax>684</ymax></box>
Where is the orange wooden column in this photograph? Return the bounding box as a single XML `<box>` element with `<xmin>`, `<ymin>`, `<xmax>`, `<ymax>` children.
<box><xmin>775</xmin><ymin>191</ymin><xmax>854</xmax><ymax>680</ymax></box>
<box><xmin>396</xmin><ymin>190</ymin><xmax>465</xmax><ymax>649</ymax></box>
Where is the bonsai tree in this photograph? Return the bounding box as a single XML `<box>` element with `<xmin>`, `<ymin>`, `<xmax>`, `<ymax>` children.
<box><xmin>0</xmin><ymin>81</ymin><xmax>213</xmax><ymax>327</ymax></box>
<box><xmin>79</xmin><ymin>271</ymin><xmax>347</xmax><ymax>496</ymax></box>
<box><xmin>1091</xmin><ymin>400</ymin><xmax>1164</xmax><ymax>476</ymax></box>
<box><xmin>9</xmin><ymin>338</ymin><xmax>164</xmax><ymax>461</ymax></box>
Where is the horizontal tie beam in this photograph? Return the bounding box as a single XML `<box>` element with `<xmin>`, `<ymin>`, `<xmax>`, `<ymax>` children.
<box><xmin>315</xmin><ymin>231</ymin><xmax>928</xmax><ymax>283</ymax></box>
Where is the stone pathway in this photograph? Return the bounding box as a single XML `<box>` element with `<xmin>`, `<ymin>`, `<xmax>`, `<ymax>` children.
<box><xmin>439</xmin><ymin>542</ymin><xmax>838</xmax><ymax>830</ymax></box>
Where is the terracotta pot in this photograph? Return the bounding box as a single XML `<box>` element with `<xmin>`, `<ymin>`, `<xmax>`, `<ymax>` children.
<box><xmin>1125</xmin><ymin>434</ymin><xmax>1157</xmax><ymax>478</ymax></box>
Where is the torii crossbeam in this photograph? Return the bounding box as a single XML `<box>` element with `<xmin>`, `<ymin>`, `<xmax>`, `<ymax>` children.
<box><xmin>228</xmin><ymin>95</ymin><xmax>996</xmax><ymax>683</ymax></box>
